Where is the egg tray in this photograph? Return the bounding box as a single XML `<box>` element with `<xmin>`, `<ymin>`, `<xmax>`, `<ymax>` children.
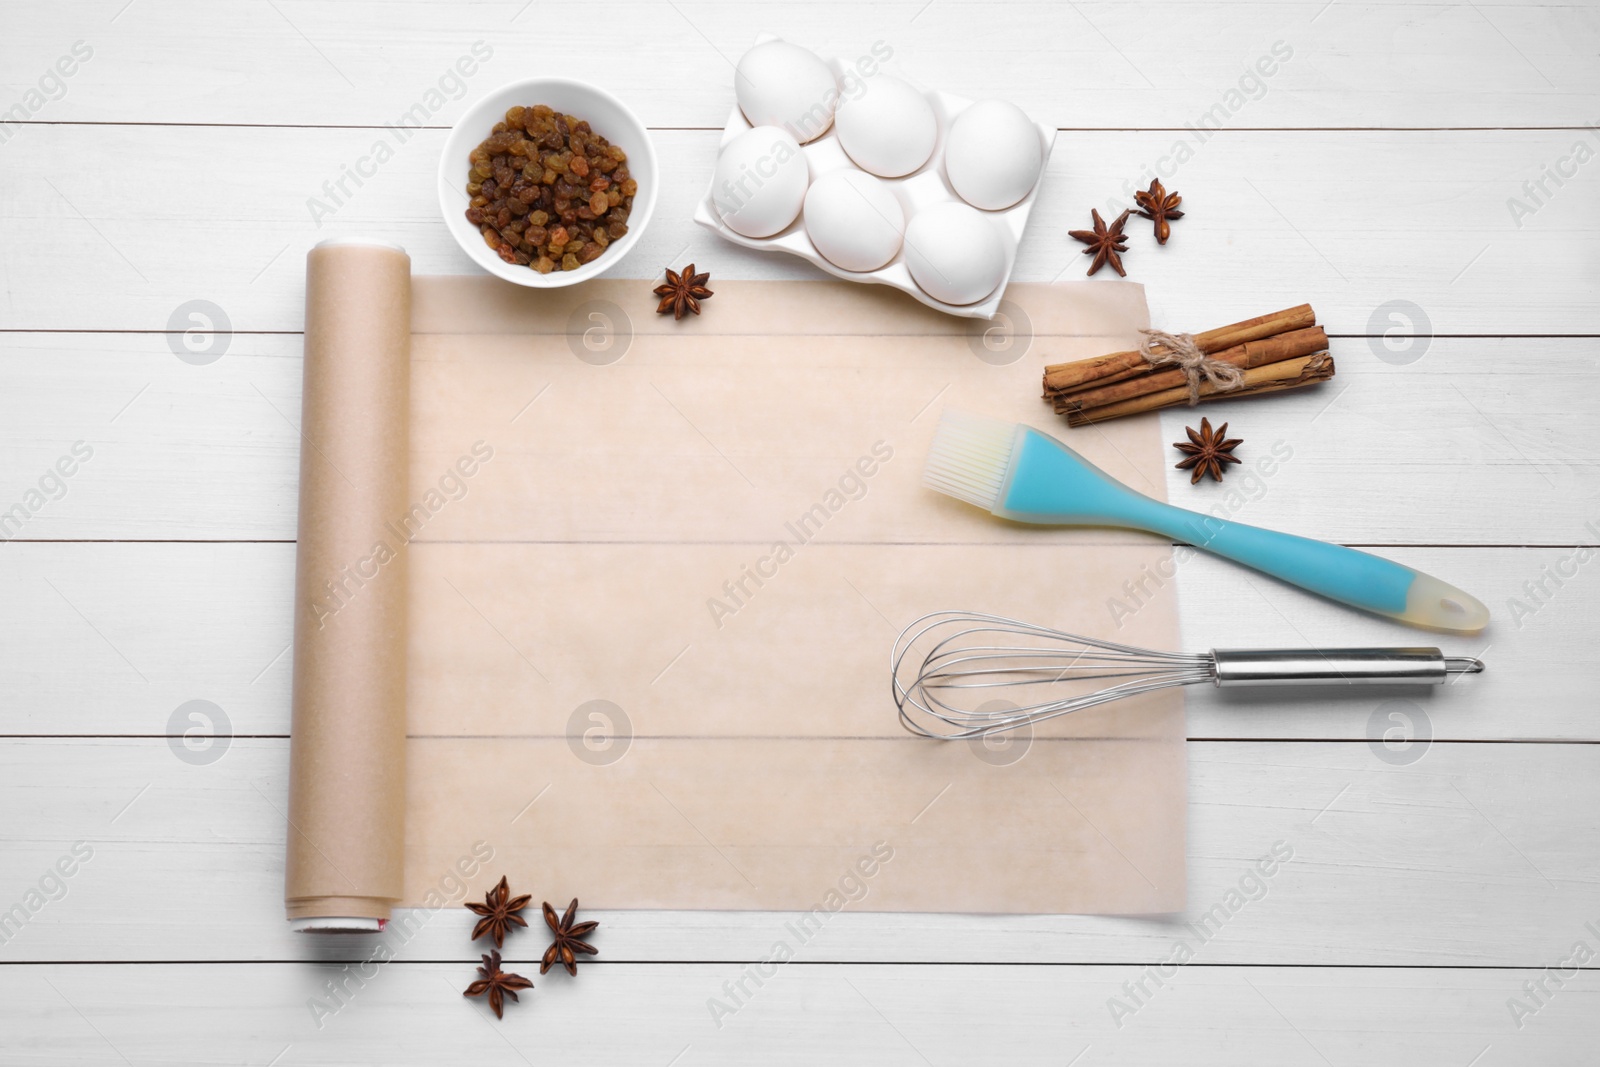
<box><xmin>693</xmin><ymin>42</ymin><xmax>1056</xmax><ymax>320</ymax></box>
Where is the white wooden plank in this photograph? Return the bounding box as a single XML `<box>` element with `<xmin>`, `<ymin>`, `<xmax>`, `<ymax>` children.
<box><xmin>1</xmin><ymin>962</ymin><xmax>1594</xmax><ymax>1066</ymax></box>
<box><xmin>1</xmin><ymin>738</ymin><xmax>1596</xmax><ymax>966</ymax></box>
<box><xmin>4</xmin><ymin>330</ymin><xmax>1595</xmax><ymax>543</ymax></box>
<box><xmin>5</xmin><ymin>1</ymin><xmax>1597</xmax><ymax>128</ymax></box>
<box><xmin>0</xmin><ymin>541</ymin><xmax>1580</xmax><ymax>739</ymax></box>
<box><xmin>2</xmin><ymin>127</ymin><xmax>1597</xmax><ymax>333</ymax></box>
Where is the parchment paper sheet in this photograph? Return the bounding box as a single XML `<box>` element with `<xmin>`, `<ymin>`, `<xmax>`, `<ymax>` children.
<box><xmin>290</xmin><ymin>255</ymin><xmax>1187</xmax><ymax>919</ymax></box>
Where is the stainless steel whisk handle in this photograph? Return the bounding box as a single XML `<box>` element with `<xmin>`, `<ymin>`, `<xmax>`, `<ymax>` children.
<box><xmin>1209</xmin><ymin>648</ymin><xmax>1486</xmax><ymax>687</ymax></box>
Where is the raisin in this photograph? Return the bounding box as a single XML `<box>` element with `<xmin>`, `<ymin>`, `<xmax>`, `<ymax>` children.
<box><xmin>465</xmin><ymin>102</ymin><xmax>635</xmax><ymax>274</ymax></box>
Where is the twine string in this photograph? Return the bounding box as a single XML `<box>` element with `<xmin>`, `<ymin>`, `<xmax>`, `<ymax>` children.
<box><xmin>1138</xmin><ymin>329</ymin><xmax>1246</xmax><ymax>405</ymax></box>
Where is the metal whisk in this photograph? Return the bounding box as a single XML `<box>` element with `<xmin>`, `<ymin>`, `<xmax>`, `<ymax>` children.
<box><xmin>892</xmin><ymin>611</ymin><xmax>1485</xmax><ymax>739</ymax></box>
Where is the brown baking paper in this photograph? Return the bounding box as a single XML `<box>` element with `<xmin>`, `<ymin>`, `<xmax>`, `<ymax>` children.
<box><xmin>285</xmin><ymin>240</ymin><xmax>412</xmax><ymax>924</ymax></box>
<box><xmin>288</xmin><ymin>250</ymin><xmax>1187</xmax><ymax>921</ymax></box>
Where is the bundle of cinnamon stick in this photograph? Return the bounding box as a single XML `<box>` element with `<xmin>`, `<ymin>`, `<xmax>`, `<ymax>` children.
<box><xmin>1042</xmin><ymin>305</ymin><xmax>1335</xmax><ymax>426</ymax></box>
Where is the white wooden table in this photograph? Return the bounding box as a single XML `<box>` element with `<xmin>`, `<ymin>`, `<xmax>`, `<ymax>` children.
<box><xmin>3</xmin><ymin>2</ymin><xmax>1597</xmax><ymax>1063</ymax></box>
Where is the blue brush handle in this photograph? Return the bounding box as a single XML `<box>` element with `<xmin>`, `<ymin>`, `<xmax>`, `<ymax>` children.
<box><xmin>998</xmin><ymin>426</ymin><xmax>1489</xmax><ymax>633</ymax></box>
<box><xmin>1138</xmin><ymin>499</ymin><xmax>1484</xmax><ymax>631</ymax></box>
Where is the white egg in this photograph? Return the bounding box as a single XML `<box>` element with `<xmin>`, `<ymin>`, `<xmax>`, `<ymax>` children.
<box><xmin>712</xmin><ymin>126</ymin><xmax>811</xmax><ymax>238</ymax></box>
<box><xmin>832</xmin><ymin>74</ymin><xmax>938</xmax><ymax>178</ymax></box>
<box><xmin>734</xmin><ymin>40</ymin><xmax>839</xmax><ymax>144</ymax></box>
<box><xmin>944</xmin><ymin>99</ymin><xmax>1044</xmax><ymax>210</ymax></box>
<box><xmin>902</xmin><ymin>202</ymin><xmax>1007</xmax><ymax>305</ymax></box>
<box><xmin>803</xmin><ymin>170</ymin><xmax>905</xmax><ymax>272</ymax></box>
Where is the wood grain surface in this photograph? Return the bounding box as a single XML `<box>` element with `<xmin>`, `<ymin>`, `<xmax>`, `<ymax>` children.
<box><xmin>2</xmin><ymin>1</ymin><xmax>1597</xmax><ymax>1063</ymax></box>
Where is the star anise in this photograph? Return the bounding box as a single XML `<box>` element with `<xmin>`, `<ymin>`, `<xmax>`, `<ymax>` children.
<box><xmin>466</xmin><ymin>875</ymin><xmax>532</xmax><ymax>948</ymax></box>
<box><xmin>463</xmin><ymin>950</ymin><xmax>534</xmax><ymax>1019</ymax></box>
<box><xmin>540</xmin><ymin>898</ymin><xmax>599</xmax><ymax>976</ymax></box>
<box><xmin>653</xmin><ymin>264</ymin><xmax>713</xmax><ymax>320</ymax></box>
<box><xmin>1173</xmin><ymin>417</ymin><xmax>1243</xmax><ymax>484</ymax></box>
<box><xmin>1134</xmin><ymin>179</ymin><xmax>1184</xmax><ymax>244</ymax></box>
<box><xmin>1068</xmin><ymin>209</ymin><xmax>1131</xmax><ymax>277</ymax></box>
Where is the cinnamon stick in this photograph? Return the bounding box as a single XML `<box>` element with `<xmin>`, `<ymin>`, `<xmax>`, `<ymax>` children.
<box><xmin>1042</xmin><ymin>304</ymin><xmax>1316</xmax><ymax>396</ymax></box>
<box><xmin>1066</xmin><ymin>353</ymin><xmax>1335</xmax><ymax>426</ymax></box>
<box><xmin>1051</xmin><ymin>327</ymin><xmax>1328</xmax><ymax>414</ymax></box>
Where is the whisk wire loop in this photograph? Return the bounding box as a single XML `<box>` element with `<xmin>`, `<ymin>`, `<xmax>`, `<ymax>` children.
<box><xmin>892</xmin><ymin>611</ymin><xmax>1213</xmax><ymax>739</ymax></box>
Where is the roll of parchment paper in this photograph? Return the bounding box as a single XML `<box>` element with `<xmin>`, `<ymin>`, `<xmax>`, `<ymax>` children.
<box><xmin>279</xmin><ymin>260</ymin><xmax>1187</xmax><ymax>921</ymax></box>
<box><xmin>285</xmin><ymin>238</ymin><xmax>412</xmax><ymax>930</ymax></box>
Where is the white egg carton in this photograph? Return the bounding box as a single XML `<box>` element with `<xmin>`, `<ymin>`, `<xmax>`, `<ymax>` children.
<box><xmin>693</xmin><ymin>38</ymin><xmax>1056</xmax><ymax>320</ymax></box>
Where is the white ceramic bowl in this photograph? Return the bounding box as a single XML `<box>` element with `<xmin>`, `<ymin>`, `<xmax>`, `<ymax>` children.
<box><xmin>438</xmin><ymin>78</ymin><xmax>658</xmax><ymax>287</ymax></box>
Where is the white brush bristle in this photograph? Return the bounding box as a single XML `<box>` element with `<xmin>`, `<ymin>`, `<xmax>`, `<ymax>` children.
<box><xmin>922</xmin><ymin>409</ymin><xmax>1017</xmax><ymax>512</ymax></box>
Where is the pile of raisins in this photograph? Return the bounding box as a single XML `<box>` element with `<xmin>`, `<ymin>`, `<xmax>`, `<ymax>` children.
<box><xmin>465</xmin><ymin>104</ymin><xmax>638</xmax><ymax>273</ymax></box>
